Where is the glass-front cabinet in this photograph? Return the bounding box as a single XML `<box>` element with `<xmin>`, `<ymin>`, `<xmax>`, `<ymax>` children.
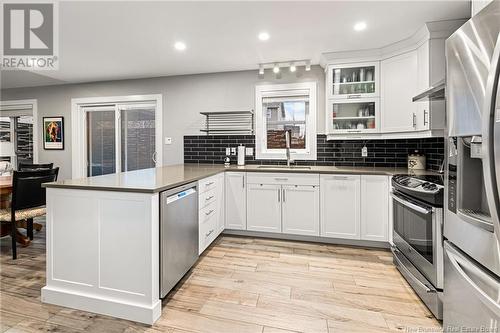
<box><xmin>327</xmin><ymin>62</ymin><xmax>379</xmax><ymax>99</ymax></box>
<box><xmin>327</xmin><ymin>98</ymin><xmax>380</xmax><ymax>134</ymax></box>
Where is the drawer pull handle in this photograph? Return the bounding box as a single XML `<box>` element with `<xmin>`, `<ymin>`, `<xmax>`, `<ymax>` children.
<box><xmin>205</xmin><ymin>196</ymin><xmax>214</xmax><ymax>201</ymax></box>
<box><xmin>205</xmin><ymin>182</ymin><xmax>215</xmax><ymax>187</ymax></box>
<box><xmin>205</xmin><ymin>229</ymin><xmax>214</xmax><ymax>237</ymax></box>
<box><xmin>274</xmin><ymin>178</ymin><xmax>288</xmax><ymax>181</ymax></box>
<box><xmin>347</xmin><ymin>94</ymin><xmax>362</xmax><ymax>99</ymax></box>
<box><xmin>205</xmin><ymin>210</ymin><xmax>214</xmax><ymax>216</ymax></box>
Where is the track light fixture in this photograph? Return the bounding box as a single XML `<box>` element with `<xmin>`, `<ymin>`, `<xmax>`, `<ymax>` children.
<box><xmin>257</xmin><ymin>59</ymin><xmax>312</xmax><ymax>76</ymax></box>
<box><xmin>305</xmin><ymin>60</ymin><xmax>311</xmax><ymax>71</ymax></box>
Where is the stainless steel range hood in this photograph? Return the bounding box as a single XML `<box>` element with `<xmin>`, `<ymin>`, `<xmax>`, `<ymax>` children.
<box><xmin>413</xmin><ymin>79</ymin><xmax>445</xmax><ymax>102</ymax></box>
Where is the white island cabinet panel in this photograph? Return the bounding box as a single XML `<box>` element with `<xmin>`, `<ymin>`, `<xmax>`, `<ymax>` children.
<box><xmin>225</xmin><ymin>172</ymin><xmax>246</xmax><ymax>230</ymax></box>
<box><xmin>42</xmin><ymin>188</ymin><xmax>161</xmax><ymax>325</ymax></box>
<box><xmin>51</xmin><ymin>194</ymin><xmax>97</xmax><ymax>286</ymax></box>
<box><xmin>360</xmin><ymin>175</ymin><xmax>390</xmax><ymax>241</ymax></box>
<box><xmin>99</xmin><ymin>197</ymin><xmax>151</xmax><ymax>295</ymax></box>
<box><xmin>282</xmin><ymin>185</ymin><xmax>320</xmax><ymax>236</ymax></box>
<box><xmin>320</xmin><ymin>174</ymin><xmax>361</xmax><ymax>240</ymax></box>
<box><xmin>247</xmin><ymin>183</ymin><xmax>282</xmax><ymax>233</ymax></box>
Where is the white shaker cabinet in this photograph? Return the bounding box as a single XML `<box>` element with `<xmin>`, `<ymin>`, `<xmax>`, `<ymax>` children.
<box><xmin>216</xmin><ymin>172</ymin><xmax>225</xmax><ymax>234</ymax></box>
<box><xmin>225</xmin><ymin>172</ymin><xmax>246</xmax><ymax>230</ymax></box>
<box><xmin>247</xmin><ymin>183</ymin><xmax>282</xmax><ymax>233</ymax></box>
<box><xmin>282</xmin><ymin>185</ymin><xmax>320</xmax><ymax>236</ymax></box>
<box><xmin>416</xmin><ymin>41</ymin><xmax>431</xmax><ymax>131</ymax></box>
<box><xmin>360</xmin><ymin>175</ymin><xmax>389</xmax><ymax>241</ymax></box>
<box><xmin>380</xmin><ymin>50</ymin><xmax>419</xmax><ymax>133</ymax></box>
<box><xmin>320</xmin><ymin>174</ymin><xmax>361</xmax><ymax>240</ymax></box>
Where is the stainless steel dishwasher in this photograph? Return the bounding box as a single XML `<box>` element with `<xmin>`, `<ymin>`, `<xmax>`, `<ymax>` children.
<box><xmin>160</xmin><ymin>181</ymin><xmax>199</xmax><ymax>298</ymax></box>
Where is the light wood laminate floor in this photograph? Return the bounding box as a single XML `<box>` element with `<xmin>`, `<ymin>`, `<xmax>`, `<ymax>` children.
<box><xmin>0</xmin><ymin>219</ymin><xmax>441</xmax><ymax>333</ymax></box>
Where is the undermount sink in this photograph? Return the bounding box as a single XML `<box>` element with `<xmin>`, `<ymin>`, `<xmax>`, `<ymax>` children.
<box><xmin>257</xmin><ymin>165</ymin><xmax>312</xmax><ymax>170</ymax></box>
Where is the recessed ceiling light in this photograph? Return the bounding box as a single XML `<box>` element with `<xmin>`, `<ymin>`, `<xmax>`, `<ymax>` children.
<box><xmin>354</xmin><ymin>22</ymin><xmax>367</xmax><ymax>32</ymax></box>
<box><xmin>174</xmin><ymin>41</ymin><xmax>186</xmax><ymax>51</ymax></box>
<box><xmin>258</xmin><ymin>32</ymin><xmax>270</xmax><ymax>41</ymax></box>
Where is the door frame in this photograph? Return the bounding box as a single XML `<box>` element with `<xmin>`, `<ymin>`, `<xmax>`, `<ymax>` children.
<box><xmin>71</xmin><ymin>94</ymin><xmax>163</xmax><ymax>179</ymax></box>
<box><xmin>0</xmin><ymin>99</ymin><xmax>39</xmax><ymax>165</ymax></box>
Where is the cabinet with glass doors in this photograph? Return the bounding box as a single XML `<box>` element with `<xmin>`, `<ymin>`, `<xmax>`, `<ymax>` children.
<box><xmin>327</xmin><ymin>98</ymin><xmax>380</xmax><ymax>134</ymax></box>
<box><xmin>327</xmin><ymin>62</ymin><xmax>379</xmax><ymax>99</ymax></box>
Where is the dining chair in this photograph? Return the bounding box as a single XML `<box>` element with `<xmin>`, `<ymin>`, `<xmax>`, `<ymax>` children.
<box><xmin>0</xmin><ymin>168</ymin><xmax>59</xmax><ymax>259</ymax></box>
<box><xmin>18</xmin><ymin>162</ymin><xmax>54</xmax><ymax>171</ymax></box>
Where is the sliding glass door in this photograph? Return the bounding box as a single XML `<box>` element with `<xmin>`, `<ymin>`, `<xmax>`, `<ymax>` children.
<box><xmin>84</xmin><ymin>103</ymin><xmax>157</xmax><ymax>177</ymax></box>
<box><xmin>120</xmin><ymin>105</ymin><xmax>156</xmax><ymax>172</ymax></box>
<box><xmin>86</xmin><ymin>106</ymin><xmax>116</xmax><ymax>176</ymax></box>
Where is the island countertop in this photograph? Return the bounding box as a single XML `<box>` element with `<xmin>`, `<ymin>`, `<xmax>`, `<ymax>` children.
<box><xmin>43</xmin><ymin>163</ymin><xmax>441</xmax><ymax>193</ymax></box>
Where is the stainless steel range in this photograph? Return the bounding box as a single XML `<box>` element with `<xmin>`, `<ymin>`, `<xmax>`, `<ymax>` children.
<box><xmin>391</xmin><ymin>174</ymin><xmax>445</xmax><ymax>319</ymax></box>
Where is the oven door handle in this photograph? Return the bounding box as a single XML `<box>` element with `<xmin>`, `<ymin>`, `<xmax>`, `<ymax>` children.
<box><xmin>390</xmin><ymin>192</ymin><xmax>432</xmax><ymax>215</ymax></box>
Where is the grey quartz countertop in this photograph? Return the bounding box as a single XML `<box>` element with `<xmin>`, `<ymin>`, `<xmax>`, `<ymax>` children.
<box><xmin>43</xmin><ymin>163</ymin><xmax>441</xmax><ymax>193</ymax></box>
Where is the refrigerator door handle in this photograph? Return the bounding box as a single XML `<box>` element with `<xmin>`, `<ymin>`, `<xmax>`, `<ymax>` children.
<box><xmin>482</xmin><ymin>35</ymin><xmax>500</xmax><ymax>245</ymax></box>
<box><xmin>445</xmin><ymin>243</ymin><xmax>500</xmax><ymax>316</ymax></box>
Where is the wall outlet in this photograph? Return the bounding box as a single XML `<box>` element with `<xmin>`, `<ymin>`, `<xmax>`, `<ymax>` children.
<box><xmin>225</xmin><ymin>147</ymin><xmax>231</xmax><ymax>156</ymax></box>
<box><xmin>361</xmin><ymin>146</ymin><xmax>368</xmax><ymax>157</ymax></box>
<box><xmin>231</xmin><ymin>147</ymin><xmax>236</xmax><ymax>155</ymax></box>
<box><xmin>164</xmin><ymin>137</ymin><xmax>172</xmax><ymax>145</ymax></box>
<box><xmin>245</xmin><ymin>147</ymin><xmax>253</xmax><ymax>156</ymax></box>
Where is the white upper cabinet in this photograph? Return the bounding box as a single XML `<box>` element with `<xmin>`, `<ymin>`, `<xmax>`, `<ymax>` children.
<box><xmin>327</xmin><ymin>62</ymin><xmax>379</xmax><ymax>99</ymax></box>
<box><xmin>225</xmin><ymin>172</ymin><xmax>246</xmax><ymax>230</ymax></box>
<box><xmin>380</xmin><ymin>50</ymin><xmax>419</xmax><ymax>133</ymax></box>
<box><xmin>416</xmin><ymin>41</ymin><xmax>430</xmax><ymax>131</ymax></box>
<box><xmin>320</xmin><ymin>174</ymin><xmax>361</xmax><ymax>240</ymax></box>
<box><xmin>415</xmin><ymin>39</ymin><xmax>446</xmax><ymax>132</ymax></box>
<box><xmin>327</xmin><ymin>98</ymin><xmax>380</xmax><ymax>134</ymax></box>
<box><xmin>322</xmin><ymin>20</ymin><xmax>465</xmax><ymax>139</ymax></box>
<box><xmin>247</xmin><ymin>183</ymin><xmax>282</xmax><ymax>233</ymax></box>
<box><xmin>282</xmin><ymin>185</ymin><xmax>320</xmax><ymax>236</ymax></box>
<box><xmin>360</xmin><ymin>175</ymin><xmax>389</xmax><ymax>242</ymax></box>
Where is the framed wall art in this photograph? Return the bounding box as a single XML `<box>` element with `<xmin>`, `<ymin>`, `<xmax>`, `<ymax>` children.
<box><xmin>43</xmin><ymin>116</ymin><xmax>64</xmax><ymax>150</ymax></box>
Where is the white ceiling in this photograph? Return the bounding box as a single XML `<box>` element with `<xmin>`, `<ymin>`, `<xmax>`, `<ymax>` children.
<box><xmin>1</xmin><ymin>1</ymin><xmax>470</xmax><ymax>89</ymax></box>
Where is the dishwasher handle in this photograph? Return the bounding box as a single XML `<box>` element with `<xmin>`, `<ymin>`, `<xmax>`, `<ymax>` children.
<box><xmin>166</xmin><ymin>188</ymin><xmax>197</xmax><ymax>204</ymax></box>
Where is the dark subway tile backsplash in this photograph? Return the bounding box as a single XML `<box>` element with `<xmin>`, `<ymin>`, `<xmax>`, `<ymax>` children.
<box><xmin>184</xmin><ymin>135</ymin><xmax>444</xmax><ymax>171</ymax></box>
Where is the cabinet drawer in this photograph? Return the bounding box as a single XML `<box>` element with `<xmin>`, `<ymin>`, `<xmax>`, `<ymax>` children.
<box><xmin>199</xmin><ymin>213</ymin><xmax>217</xmax><ymax>254</ymax></box>
<box><xmin>199</xmin><ymin>188</ymin><xmax>216</xmax><ymax>208</ymax></box>
<box><xmin>246</xmin><ymin>172</ymin><xmax>319</xmax><ymax>186</ymax></box>
<box><xmin>199</xmin><ymin>175</ymin><xmax>218</xmax><ymax>194</ymax></box>
<box><xmin>199</xmin><ymin>202</ymin><xmax>217</xmax><ymax>224</ymax></box>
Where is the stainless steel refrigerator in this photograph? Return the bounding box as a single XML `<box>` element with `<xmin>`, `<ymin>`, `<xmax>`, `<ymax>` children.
<box><xmin>445</xmin><ymin>0</ymin><xmax>500</xmax><ymax>329</ymax></box>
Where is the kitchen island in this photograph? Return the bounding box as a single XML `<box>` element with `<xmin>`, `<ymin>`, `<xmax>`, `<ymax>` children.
<box><xmin>41</xmin><ymin>163</ymin><xmax>437</xmax><ymax>325</ymax></box>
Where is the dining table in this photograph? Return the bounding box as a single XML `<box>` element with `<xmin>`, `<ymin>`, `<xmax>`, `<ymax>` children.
<box><xmin>0</xmin><ymin>174</ymin><xmax>40</xmax><ymax>246</ymax></box>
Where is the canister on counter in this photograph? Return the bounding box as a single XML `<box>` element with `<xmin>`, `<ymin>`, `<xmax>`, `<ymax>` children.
<box><xmin>408</xmin><ymin>150</ymin><xmax>426</xmax><ymax>170</ymax></box>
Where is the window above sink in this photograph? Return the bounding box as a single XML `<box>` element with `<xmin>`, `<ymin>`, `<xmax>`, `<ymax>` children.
<box><xmin>255</xmin><ymin>82</ymin><xmax>317</xmax><ymax>160</ymax></box>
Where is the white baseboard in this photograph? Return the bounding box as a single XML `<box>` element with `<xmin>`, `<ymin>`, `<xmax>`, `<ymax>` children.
<box><xmin>41</xmin><ymin>286</ymin><xmax>161</xmax><ymax>325</ymax></box>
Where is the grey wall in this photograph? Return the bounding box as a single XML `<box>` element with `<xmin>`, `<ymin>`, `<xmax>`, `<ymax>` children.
<box><xmin>1</xmin><ymin>66</ymin><xmax>325</xmax><ymax>179</ymax></box>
